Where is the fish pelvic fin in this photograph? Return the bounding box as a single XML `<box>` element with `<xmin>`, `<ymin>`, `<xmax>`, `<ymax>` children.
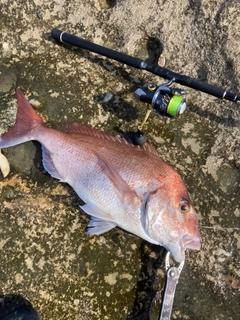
<box><xmin>80</xmin><ymin>203</ymin><xmax>117</xmax><ymax>235</ymax></box>
<box><xmin>87</xmin><ymin>217</ymin><xmax>117</xmax><ymax>235</ymax></box>
<box><xmin>0</xmin><ymin>88</ymin><xmax>44</xmax><ymax>148</ymax></box>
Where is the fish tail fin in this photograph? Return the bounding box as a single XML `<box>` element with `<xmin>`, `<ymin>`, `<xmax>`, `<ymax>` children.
<box><xmin>0</xmin><ymin>88</ymin><xmax>44</xmax><ymax>148</ymax></box>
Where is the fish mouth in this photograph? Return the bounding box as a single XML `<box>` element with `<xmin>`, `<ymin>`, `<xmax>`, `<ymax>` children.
<box><xmin>165</xmin><ymin>234</ymin><xmax>201</xmax><ymax>263</ymax></box>
<box><xmin>180</xmin><ymin>234</ymin><xmax>201</xmax><ymax>251</ymax></box>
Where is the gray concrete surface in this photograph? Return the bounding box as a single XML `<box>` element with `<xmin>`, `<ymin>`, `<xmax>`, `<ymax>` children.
<box><xmin>0</xmin><ymin>1</ymin><xmax>239</xmax><ymax>319</ymax></box>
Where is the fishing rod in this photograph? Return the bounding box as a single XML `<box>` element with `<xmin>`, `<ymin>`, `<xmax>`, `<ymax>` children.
<box><xmin>51</xmin><ymin>28</ymin><xmax>240</xmax><ymax>104</ymax></box>
<box><xmin>51</xmin><ymin>28</ymin><xmax>240</xmax><ymax>143</ymax></box>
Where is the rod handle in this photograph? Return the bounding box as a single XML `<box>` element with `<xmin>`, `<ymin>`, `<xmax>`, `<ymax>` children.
<box><xmin>51</xmin><ymin>28</ymin><xmax>143</xmax><ymax>69</ymax></box>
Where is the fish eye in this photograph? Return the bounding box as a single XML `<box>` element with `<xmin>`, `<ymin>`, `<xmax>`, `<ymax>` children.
<box><xmin>181</xmin><ymin>204</ymin><xmax>187</xmax><ymax>211</ymax></box>
<box><xmin>180</xmin><ymin>199</ymin><xmax>189</xmax><ymax>213</ymax></box>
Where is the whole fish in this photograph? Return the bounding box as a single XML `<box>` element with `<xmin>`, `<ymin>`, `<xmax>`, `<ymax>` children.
<box><xmin>0</xmin><ymin>88</ymin><xmax>200</xmax><ymax>262</ymax></box>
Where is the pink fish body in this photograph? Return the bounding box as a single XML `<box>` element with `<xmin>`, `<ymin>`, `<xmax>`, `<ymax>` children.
<box><xmin>0</xmin><ymin>89</ymin><xmax>200</xmax><ymax>262</ymax></box>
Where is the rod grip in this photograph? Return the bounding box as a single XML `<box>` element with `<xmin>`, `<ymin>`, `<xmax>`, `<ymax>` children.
<box><xmin>51</xmin><ymin>28</ymin><xmax>143</xmax><ymax>69</ymax></box>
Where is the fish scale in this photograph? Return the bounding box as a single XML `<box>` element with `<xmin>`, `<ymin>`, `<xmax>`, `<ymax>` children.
<box><xmin>37</xmin><ymin>127</ymin><xmax>141</xmax><ymax>225</ymax></box>
<box><xmin>0</xmin><ymin>88</ymin><xmax>201</xmax><ymax>262</ymax></box>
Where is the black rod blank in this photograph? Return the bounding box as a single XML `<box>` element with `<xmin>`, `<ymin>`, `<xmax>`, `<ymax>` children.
<box><xmin>51</xmin><ymin>28</ymin><xmax>240</xmax><ymax>103</ymax></box>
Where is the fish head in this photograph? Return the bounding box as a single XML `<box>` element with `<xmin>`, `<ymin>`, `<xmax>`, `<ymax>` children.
<box><xmin>142</xmin><ymin>177</ymin><xmax>201</xmax><ymax>263</ymax></box>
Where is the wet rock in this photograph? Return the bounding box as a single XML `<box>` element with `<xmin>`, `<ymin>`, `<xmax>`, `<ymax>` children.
<box><xmin>217</xmin><ymin>163</ymin><xmax>240</xmax><ymax>194</ymax></box>
<box><xmin>0</xmin><ymin>1</ymin><xmax>239</xmax><ymax>319</ymax></box>
<box><xmin>0</xmin><ymin>65</ymin><xmax>17</xmax><ymax>93</ymax></box>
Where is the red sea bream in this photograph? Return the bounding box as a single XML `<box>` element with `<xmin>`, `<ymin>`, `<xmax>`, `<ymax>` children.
<box><xmin>0</xmin><ymin>88</ymin><xmax>201</xmax><ymax>262</ymax></box>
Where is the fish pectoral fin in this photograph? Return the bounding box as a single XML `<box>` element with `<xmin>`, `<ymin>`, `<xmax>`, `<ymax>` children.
<box><xmin>87</xmin><ymin>217</ymin><xmax>117</xmax><ymax>235</ymax></box>
<box><xmin>96</xmin><ymin>153</ymin><xmax>136</xmax><ymax>198</ymax></box>
<box><xmin>80</xmin><ymin>203</ymin><xmax>117</xmax><ymax>235</ymax></box>
<box><xmin>42</xmin><ymin>146</ymin><xmax>65</xmax><ymax>182</ymax></box>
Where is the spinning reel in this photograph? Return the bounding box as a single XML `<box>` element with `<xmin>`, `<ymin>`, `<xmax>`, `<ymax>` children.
<box><xmin>133</xmin><ymin>78</ymin><xmax>186</xmax><ymax>144</ymax></box>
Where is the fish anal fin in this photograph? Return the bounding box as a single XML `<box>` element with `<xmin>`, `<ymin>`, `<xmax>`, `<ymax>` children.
<box><xmin>42</xmin><ymin>146</ymin><xmax>64</xmax><ymax>181</ymax></box>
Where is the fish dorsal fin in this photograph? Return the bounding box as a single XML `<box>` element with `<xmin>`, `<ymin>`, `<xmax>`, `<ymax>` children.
<box><xmin>60</xmin><ymin>123</ymin><xmax>133</xmax><ymax>145</ymax></box>
<box><xmin>138</xmin><ymin>140</ymin><xmax>159</xmax><ymax>156</ymax></box>
<box><xmin>121</xmin><ymin>132</ymin><xmax>159</xmax><ymax>156</ymax></box>
<box><xmin>60</xmin><ymin>123</ymin><xmax>159</xmax><ymax>156</ymax></box>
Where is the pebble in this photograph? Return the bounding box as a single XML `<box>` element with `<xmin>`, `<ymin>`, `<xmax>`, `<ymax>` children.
<box><xmin>0</xmin><ymin>150</ymin><xmax>10</xmax><ymax>178</ymax></box>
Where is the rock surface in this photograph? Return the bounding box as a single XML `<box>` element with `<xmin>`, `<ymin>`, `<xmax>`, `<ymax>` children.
<box><xmin>0</xmin><ymin>1</ymin><xmax>239</xmax><ymax>319</ymax></box>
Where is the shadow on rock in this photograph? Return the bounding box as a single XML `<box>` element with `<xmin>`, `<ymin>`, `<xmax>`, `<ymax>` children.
<box><xmin>190</xmin><ymin>103</ymin><xmax>240</xmax><ymax>128</ymax></box>
<box><xmin>0</xmin><ymin>294</ymin><xmax>41</xmax><ymax>320</ymax></box>
<box><xmin>126</xmin><ymin>242</ymin><xmax>167</xmax><ymax>320</ymax></box>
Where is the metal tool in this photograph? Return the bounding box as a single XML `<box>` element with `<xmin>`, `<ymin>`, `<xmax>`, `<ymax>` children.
<box><xmin>158</xmin><ymin>252</ymin><xmax>184</xmax><ymax>320</ymax></box>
